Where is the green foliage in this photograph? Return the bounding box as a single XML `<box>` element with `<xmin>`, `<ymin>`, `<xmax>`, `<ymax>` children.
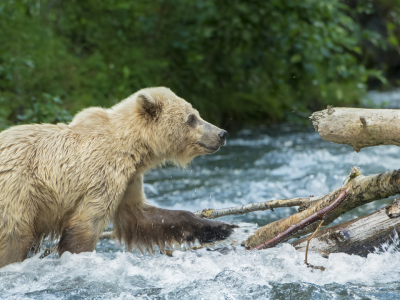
<box><xmin>0</xmin><ymin>0</ymin><xmax>397</xmax><ymax>128</ymax></box>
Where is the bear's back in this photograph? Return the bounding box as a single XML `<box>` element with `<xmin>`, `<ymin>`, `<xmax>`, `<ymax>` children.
<box><xmin>0</xmin><ymin>123</ymin><xmax>116</xmax><ymax>223</ymax></box>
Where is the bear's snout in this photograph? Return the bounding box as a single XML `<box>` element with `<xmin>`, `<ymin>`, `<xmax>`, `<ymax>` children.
<box><xmin>218</xmin><ymin>130</ymin><xmax>227</xmax><ymax>145</ymax></box>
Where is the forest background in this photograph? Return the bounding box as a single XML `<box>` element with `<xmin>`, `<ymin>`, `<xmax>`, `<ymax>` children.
<box><xmin>1</xmin><ymin>0</ymin><xmax>400</xmax><ymax>130</ymax></box>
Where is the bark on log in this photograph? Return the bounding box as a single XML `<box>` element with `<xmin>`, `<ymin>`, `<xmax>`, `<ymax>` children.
<box><xmin>250</xmin><ymin>188</ymin><xmax>350</xmax><ymax>250</ymax></box>
<box><xmin>292</xmin><ymin>207</ymin><xmax>400</xmax><ymax>257</ymax></box>
<box><xmin>310</xmin><ymin>107</ymin><xmax>400</xmax><ymax>152</ymax></box>
<box><xmin>245</xmin><ymin>168</ymin><xmax>400</xmax><ymax>249</ymax></box>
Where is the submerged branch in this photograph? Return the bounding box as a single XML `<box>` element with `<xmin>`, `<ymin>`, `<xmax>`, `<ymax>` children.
<box><xmin>305</xmin><ymin>220</ymin><xmax>326</xmax><ymax>271</ymax></box>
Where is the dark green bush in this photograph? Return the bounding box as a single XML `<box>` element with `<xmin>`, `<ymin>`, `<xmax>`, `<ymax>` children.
<box><xmin>0</xmin><ymin>0</ymin><xmax>397</xmax><ymax>128</ymax></box>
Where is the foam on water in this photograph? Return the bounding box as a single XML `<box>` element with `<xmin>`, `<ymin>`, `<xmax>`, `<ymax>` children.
<box><xmin>2</xmin><ymin>124</ymin><xmax>400</xmax><ymax>299</ymax></box>
<box><xmin>2</xmin><ymin>235</ymin><xmax>400</xmax><ymax>299</ymax></box>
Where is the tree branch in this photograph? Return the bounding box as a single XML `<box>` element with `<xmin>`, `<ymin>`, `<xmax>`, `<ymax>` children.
<box><xmin>193</xmin><ymin>196</ymin><xmax>322</xmax><ymax>218</ymax></box>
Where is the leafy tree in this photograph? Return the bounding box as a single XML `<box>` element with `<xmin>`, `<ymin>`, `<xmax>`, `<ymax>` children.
<box><xmin>0</xmin><ymin>0</ymin><xmax>397</xmax><ymax>129</ymax></box>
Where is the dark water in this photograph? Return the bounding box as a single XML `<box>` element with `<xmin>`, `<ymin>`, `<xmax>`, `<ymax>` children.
<box><xmin>2</xmin><ymin>124</ymin><xmax>400</xmax><ymax>299</ymax></box>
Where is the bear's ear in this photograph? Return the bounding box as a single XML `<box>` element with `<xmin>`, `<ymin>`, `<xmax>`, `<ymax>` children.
<box><xmin>136</xmin><ymin>92</ymin><xmax>161</xmax><ymax>118</ymax></box>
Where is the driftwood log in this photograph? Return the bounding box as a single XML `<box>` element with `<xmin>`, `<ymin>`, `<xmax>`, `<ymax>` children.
<box><xmin>292</xmin><ymin>202</ymin><xmax>400</xmax><ymax>257</ymax></box>
<box><xmin>245</xmin><ymin>167</ymin><xmax>400</xmax><ymax>249</ymax></box>
<box><xmin>310</xmin><ymin>107</ymin><xmax>400</xmax><ymax>152</ymax></box>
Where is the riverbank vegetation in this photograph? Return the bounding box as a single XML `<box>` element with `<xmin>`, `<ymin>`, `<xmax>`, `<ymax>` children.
<box><xmin>1</xmin><ymin>0</ymin><xmax>400</xmax><ymax>129</ymax></box>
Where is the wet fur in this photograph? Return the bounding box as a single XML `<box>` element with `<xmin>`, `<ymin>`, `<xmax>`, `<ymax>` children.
<box><xmin>0</xmin><ymin>87</ymin><xmax>233</xmax><ymax>268</ymax></box>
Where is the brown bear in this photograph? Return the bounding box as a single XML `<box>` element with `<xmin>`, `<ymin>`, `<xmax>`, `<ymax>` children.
<box><xmin>0</xmin><ymin>87</ymin><xmax>235</xmax><ymax>268</ymax></box>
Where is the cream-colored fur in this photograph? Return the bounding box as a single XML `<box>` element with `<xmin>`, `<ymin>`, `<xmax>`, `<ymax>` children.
<box><xmin>0</xmin><ymin>87</ymin><xmax>233</xmax><ymax>268</ymax></box>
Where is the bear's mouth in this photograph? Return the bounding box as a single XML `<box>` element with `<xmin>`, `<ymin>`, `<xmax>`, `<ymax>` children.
<box><xmin>197</xmin><ymin>142</ymin><xmax>221</xmax><ymax>153</ymax></box>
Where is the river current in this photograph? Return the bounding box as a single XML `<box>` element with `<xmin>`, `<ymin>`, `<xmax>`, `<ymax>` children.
<box><xmin>2</xmin><ymin>104</ymin><xmax>400</xmax><ymax>299</ymax></box>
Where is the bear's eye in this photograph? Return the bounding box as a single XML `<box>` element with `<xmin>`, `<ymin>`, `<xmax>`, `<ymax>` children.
<box><xmin>187</xmin><ymin>114</ymin><xmax>197</xmax><ymax>128</ymax></box>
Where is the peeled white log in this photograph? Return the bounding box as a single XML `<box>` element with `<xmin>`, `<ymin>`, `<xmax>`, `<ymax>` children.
<box><xmin>310</xmin><ymin>107</ymin><xmax>400</xmax><ymax>152</ymax></box>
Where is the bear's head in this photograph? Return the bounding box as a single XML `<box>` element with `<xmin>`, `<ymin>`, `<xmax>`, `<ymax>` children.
<box><xmin>112</xmin><ymin>87</ymin><xmax>227</xmax><ymax>167</ymax></box>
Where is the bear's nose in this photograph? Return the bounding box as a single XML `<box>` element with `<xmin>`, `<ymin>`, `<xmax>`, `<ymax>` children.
<box><xmin>218</xmin><ymin>130</ymin><xmax>227</xmax><ymax>140</ymax></box>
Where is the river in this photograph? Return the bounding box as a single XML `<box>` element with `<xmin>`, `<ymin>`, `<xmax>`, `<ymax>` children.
<box><xmin>1</xmin><ymin>119</ymin><xmax>400</xmax><ymax>299</ymax></box>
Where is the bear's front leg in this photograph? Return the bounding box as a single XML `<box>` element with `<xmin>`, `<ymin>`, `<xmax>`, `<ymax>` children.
<box><xmin>116</xmin><ymin>204</ymin><xmax>237</xmax><ymax>253</ymax></box>
<box><xmin>142</xmin><ymin>205</ymin><xmax>236</xmax><ymax>244</ymax></box>
<box><xmin>114</xmin><ymin>176</ymin><xmax>237</xmax><ymax>253</ymax></box>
